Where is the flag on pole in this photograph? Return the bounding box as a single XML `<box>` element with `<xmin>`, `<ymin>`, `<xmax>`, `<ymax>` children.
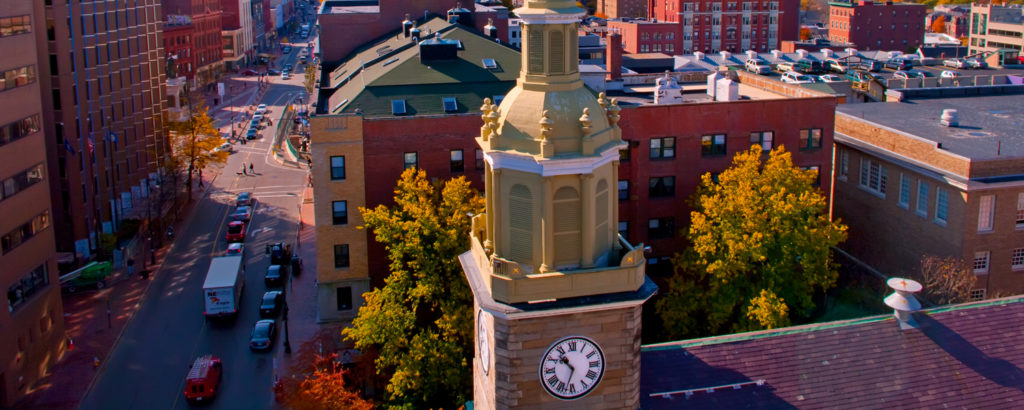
<box><xmin>64</xmin><ymin>139</ymin><xmax>76</xmax><ymax>155</ymax></box>
<box><xmin>106</xmin><ymin>130</ymin><xmax>118</xmax><ymax>143</ymax></box>
<box><xmin>87</xmin><ymin>135</ymin><xmax>95</xmax><ymax>153</ymax></box>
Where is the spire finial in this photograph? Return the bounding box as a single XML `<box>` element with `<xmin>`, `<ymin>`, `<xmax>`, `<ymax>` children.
<box><xmin>579</xmin><ymin>107</ymin><xmax>592</xmax><ymax>137</ymax></box>
<box><xmin>539</xmin><ymin>110</ymin><xmax>554</xmax><ymax>140</ymax></box>
<box><xmin>608</xmin><ymin>99</ymin><xmax>621</xmax><ymax>128</ymax></box>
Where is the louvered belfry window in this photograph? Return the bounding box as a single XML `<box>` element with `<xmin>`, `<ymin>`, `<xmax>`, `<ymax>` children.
<box><xmin>509</xmin><ymin>185</ymin><xmax>533</xmax><ymax>262</ymax></box>
<box><xmin>553</xmin><ymin>186</ymin><xmax>581</xmax><ymax>268</ymax></box>
<box><xmin>528</xmin><ymin>27</ymin><xmax>544</xmax><ymax>73</ymax></box>
<box><xmin>548</xmin><ymin>29</ymin><xmax>564</xmax><ymax>74</ymax></box>
<box><xmin>594</xmin><ymin>179</ymin><xmax>609</xmax><ymax>258</ymax></box>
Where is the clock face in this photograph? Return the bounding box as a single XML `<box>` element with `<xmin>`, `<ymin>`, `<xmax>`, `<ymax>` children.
<box><xmin>478</xmin><ymin>310</ymin><xmax>490</xmax><ymax>375</ymax></box>
<box><xmin>539</xmin><ymin>336</ymin><xmax>604</xmax><ymax>400</ymax></box>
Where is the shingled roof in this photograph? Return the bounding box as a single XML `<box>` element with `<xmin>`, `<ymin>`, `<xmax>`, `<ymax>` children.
<box><xmin>640</xmin><ymin>296</ymin><xmax>1024</xmax><ymax>408</ymax></box>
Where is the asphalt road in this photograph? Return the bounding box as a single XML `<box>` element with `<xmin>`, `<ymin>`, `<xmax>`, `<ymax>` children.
<box><xmin>78</xmin><ymin>33</ymin><xmax>313</xmax><ymax>410</ymax></box>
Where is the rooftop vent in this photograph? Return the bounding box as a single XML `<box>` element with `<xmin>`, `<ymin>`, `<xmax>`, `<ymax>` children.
<box><xmin>719</xmin><ymin>50</ymin><xmax>732</xmax><ymax>60</ymax></box>
<box><xmin>796</xmin><ymin>49</ymin><xmax>809</xmax><ymax>58</ymax></box>
<box><xmin>484</xmin><ymin>18</ymin><xmax>497</xmax><ymax>39</ymax></box>
<box><xmin>402</xmin><ymin>14</ymin><xmax>413</xmax><ymax>38</ymax></box>
<box><xmin>884</xmin><ymin>277</ymin><xmax>922</xmax><ymax>330</ymax></box>
<box><xmin>771</xmin><ymin>50</ymin><xmax>782</xmax><ymax>59</ymax></box>
<box><xmin>419</xmin><ymin>38</ymin><xmax>460</xmax><ymax>63</ymax></box>
<box><xmin>940</xmin><ymin>109</ymin><xmax>959</xmax><ymax>127</ymax></box>
<box><xmin>694</xmin><ymin>51</ymin><xmax>705</xmax><ymax>60</ymax></box>
<box><xmin>821</xmin><ymin>48</ymin><xmax>834</xmax><ymax>57</ymax></box>
<box><xmin>745</xmin><ymin>50</ymin><xmax>758</xmax><ymax>60</ymax></box>
<box><xmin>448</xmin><ymin>2</ymin><xmax>473</xmax><ymax>26</ymax></box>
<box><xmin>845</xmin><ymin>47</ymin><xmax>859</xmax><ymax>56</ymax></box>
<box><xmin>410</xmin><ymin>25</ymin><xmax>421</xmax><ymax>43</ymax></box>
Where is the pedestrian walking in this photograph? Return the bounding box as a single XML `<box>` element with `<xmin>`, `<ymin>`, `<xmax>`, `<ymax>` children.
<box><xmin>249</xmin><ymin>163</ymin><xmax>255</xmax><ymax>174</ymax></box>
<box><xmin>241</xmin><ymin>162</ymin><xmax>247</xmax><ymax>175</ymax></box>
<box><xmin>126</xmin><ymin>258</ymin><xmax>135</xmax><ymax>277</ymax></box>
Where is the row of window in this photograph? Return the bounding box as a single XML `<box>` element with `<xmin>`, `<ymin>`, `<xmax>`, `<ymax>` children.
<box><xmin>0</xmin><ymin>65</ymin><xmax>36</xmax><ymax>93</ymax></box>
<box><xmin>0</xmin><ymin>15</ymin><xmax>31</xmax><ymax>38</ymax></box>
<box><xmin>7</xmin><ymin>264</ymin><xmax>48</xmax><ymax>313</ymax></box>
<box><xmin>0</xmin><ymin>114</ymin><xmax>41</xmax><ymax>148</ymax></box>
<box><xmin>972</xmin><ymin>248</ymin><xmax>1024</xmax><ymax>274</ymax></box>
<box><xmin>0</xmin><ymin>164</ymin><xmax>45</xmax><ymax>203</ymax></box>
<box><xmin>686</xmin><ymin>15</ymin><xmax>778</xmax><ymax>26</ymax></box>
<box><xmin>641</xmin><ymin>130</ymin><xmax>820</xmax><ymax>161</ymax></box>
<box><xmin>1</xmin><ymin>211</ymin><xmax>50</xmax><ymax>255</ymax></box>
<box><xmin>677</xmin><ymin>1</ymin><xmax>779</xmax><ymax>12</ymax></box>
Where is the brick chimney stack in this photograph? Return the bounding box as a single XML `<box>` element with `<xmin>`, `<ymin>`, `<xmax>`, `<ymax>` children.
<box><xmin>607</xmin><ymin>31</ymin><xmax>622</xmax><ymax>80</ymax></box>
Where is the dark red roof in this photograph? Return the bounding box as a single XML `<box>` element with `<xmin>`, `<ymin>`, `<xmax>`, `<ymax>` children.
<box><xmin>641</xmin><ymin>297</ymin><xmax>1024</xmax><ymax>409</ymax></box>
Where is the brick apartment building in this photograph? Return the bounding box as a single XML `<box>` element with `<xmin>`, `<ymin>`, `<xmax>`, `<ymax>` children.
<box><xmin>647</xmin><ymin>0</ymin><xmax>799</xmax><ymax>53</ymax></box>
<box><xmin>161</xmin><ymin>0</ymin><xmax>225</xmax><ymax>88</ymax></box>
<box><xmin>597</xmin><ymin>0</ymin><xmax>648</xmax><ymax>18</ymax></box>
<box><xmin>310</xmin><ymin>18</ymin><xmax>838</xmax><ymax>320</ymax></box>
<box><xmin>39</xmin><ymin>0</ymin><xmax>171</xmax><ymax>261</ymax></box>
<box><xmin>608</xmin><ymin>19</ymin><xmax>681</xmax><ymax>54</ymax></box>
<box><xmin>968</xmin><ymin>3</ymin><xmax>1024</xmax><ymax>66</ymax></box>
<box><xmin>828</xmin><ymin>0</ymin><xmax>926</xmax><ymax>51</ymax></box>
<box><xmin>316</xmin><ymin>0</ymin><xmax>509</xmax><ymax>65</ymax></box>
<box><xmin>833</xmin><ymin>88</ymin><xmax>1024</xmax><ymax>300</ymax></box>
<box><xmin>0</xmin><ymin>4</ymin><xmax>65</xmax><ymax>407</ymax></box>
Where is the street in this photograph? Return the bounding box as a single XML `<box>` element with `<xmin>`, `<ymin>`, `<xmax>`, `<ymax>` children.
<box><xmin>77</xmin><ymin>30</ymin><xmax>315</xmax><ymax>410</ymax></box>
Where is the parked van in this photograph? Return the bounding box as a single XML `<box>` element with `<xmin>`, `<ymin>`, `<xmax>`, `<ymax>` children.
<box><xmin>796</xmin><ymin>59</ymin><xmax>825</xmax><ymax>74</ymax></box>
<box><xmin>60</xmin><ymin>261</ymin><xmax>112</xmax><ymax>293</ymax></box>
<box><xmin>184</xmin><ymin>355</ymin><xmax>222</xmax><ymax>402</ymax></box>
<box><xmin>745</xmin><ymin>59</ymin><xmax>771</xmax><ymax>74</ymax></box>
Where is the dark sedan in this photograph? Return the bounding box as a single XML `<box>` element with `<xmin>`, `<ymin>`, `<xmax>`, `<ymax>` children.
<box><xmin>248</xmin><ymin>319</ymin><xmax>277</xmax><ymax>351</ymax></box>
<box><xmin>235</xmin><ymin>191</ymin><xmax>253</xmax><ymax>207</ymax></box>
<box><xmin>264</xmin><ymin>265</ymin><xmax>285</xmax><ymax>287</ymax></box>
<box><xmin>259</xmin><ymin>291</ymin><xmax>284</xmax><ymax>318</ymax></box>
<box><xmin>231</xmin><ymin>206</ymin><xmax>252</xmax><ymax>222</ymax></box>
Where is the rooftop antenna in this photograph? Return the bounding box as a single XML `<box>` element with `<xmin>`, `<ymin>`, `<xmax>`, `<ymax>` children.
<box><xmin>884</xmin><ymin>277</ymin><xmax>922</xmax><ymax>330</ymax></box>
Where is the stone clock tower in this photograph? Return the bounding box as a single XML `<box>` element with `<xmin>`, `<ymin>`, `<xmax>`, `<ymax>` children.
<box><xmin>459</xmin><ymin>0</ymin><xmax>657</xmax><ymax>408</ymax></box>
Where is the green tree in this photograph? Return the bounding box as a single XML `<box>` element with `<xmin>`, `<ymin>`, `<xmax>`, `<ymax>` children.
<box><xmin>166</xmin><ymin>98</ymin><xmax>227</xmax><ymax>201</ymax></box>
<box><xmin>343</xmin><ymin>168</ymin><xmax>484</xmax><ymax>409</ymax></box>
<box><xmin>657</xmin><ymin>145</ymin><xmax>847</xmax><ymax>339</ymax></box>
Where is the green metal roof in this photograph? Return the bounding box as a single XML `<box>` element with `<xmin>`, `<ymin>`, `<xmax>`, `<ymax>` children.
<box><xmin>320</xmin><ymin>18</ymin><xmax>521</xmax><ymax>118</ymax></box>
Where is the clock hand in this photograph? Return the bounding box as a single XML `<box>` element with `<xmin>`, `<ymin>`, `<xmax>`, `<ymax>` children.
<box><xmin>560</xmin><ymin>356</ymin><xmax>575</xmax><ymax>380</ymax></box>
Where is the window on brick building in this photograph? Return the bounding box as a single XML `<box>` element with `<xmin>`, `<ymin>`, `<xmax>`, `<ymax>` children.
<box><xmin>330</xmin><ymin>156</ymin><xmax>345</xmax><ymax>180</ymax></box>
<box><xmin>649</xmin><ymin>177</ymin><xmax>675</xmax><ymax>198</ymax></box>
<box><xmin>1016</xmin><ymin>193</ymin><xmax>1024</xmax><ymax>228</ymax></box>
<box><xmin>838</xmin><ymin>149</ymin><xmax>849</xmax><ymax>181</ymax></box>
<box><xmin>973</xmin><ymin>251</ymin><xmax>990</xmax><ymax>274</ymax></box>
<box><xmin>898</xmin><ymin>174</ymin><xmax>910</xmax><ymax>209</ymax></box>
<box><xmin>648</xmin><ymin>217</ymin><xmax>675</xmax><ymax>239</ymax></box>
<box><xmin>800</xmin><ymin>128</ymin><xmax>822</xmax><ymax>150</ymax></box>
<box><xmin>1012</xmin><ymin>248</ymin><xmax>1024</xmax><ymax>270</ymax></box>
<box><xmin>620</xmin><ymin>142</ymin><xmax>631</xmax><ymax>162</ymax></box>
<box><xmin>618</xmin><ymin>180</ymin><xmax>629</xmax><ymax>200</ymax></box>
<box><xmin>618</xmin><ymin>221</ymin><xmax>628</xmax><ymax>238</ymax></box>
<box><xmin>750</xmin><ymin>131</ymin><xmax>773</xmax><ymax>152</ymax></box>
<box><xmin>650</xmin><ymin>137</ymin><xmax>676</xmax><ymax>159</ymax></box>
<box><xmin>337</xmin><ymin>287</ymin><xmax>352</xmax><ymax>310</ymax></box>
<box><xmin>970</xmin><ymin>288</ymin><xmax>986</xmax><ymax>301</ymax></box>
<box><xmin>935</xmin><ymin>188</ymin><xmax>948</xmax><ymax>225</ymax></box>
<box><xmin>476</xmin><ymin>149</ymin><xmax>484</xmax><ymax>170</ymax></box>
<box><xmin>403</xmin><ymin>152</ymin><xmax>417</xmax><ymax>169</ymax></box>
<box><xmin>332</xmin><ymin>201</ymin><xmax>348</xmax><ymax>225</ymax></box>
<box><xmin>859</xmin><ymin>159</ymin><xmax>887</xmax><ymax>197</ymax></box>
<box><xmin>916</xmin><ymin>182</ymin><xmax>929</xmax><ymax>217</ymax></box>
<box><xmin>450</xmin><ymin>149</ymin><xmax>464</xmax><ymax>173</ymax></box>
<box><xmin>701</xmin><ymin>134</ymin><xmax>727</xmax><ymax>156</ymax></box>
<box><xmin>334</xmin><ymin>244</ymin><xmax>350</xmax><ymax>268</ymax></box>
<box><xmin>978</xmin><ymin>194</ymin><xmax>994</xmax><ymax>232</ymax></box>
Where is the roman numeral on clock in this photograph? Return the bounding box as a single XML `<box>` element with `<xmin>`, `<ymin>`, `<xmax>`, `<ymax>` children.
<box><xmin>586</xmin><ymin>370</ymin><xmax>598</xmax><ymax>380</ymax></box>
<box><xmin>544</xmin><ymin>367</ymin><xmax>555</xmax><ymax>375</ymax></box>
<box><xmin>556</xmin><ymin>381</ymin><xmax>566</xmax><ymax>393</ymax></box>
<box><xmin>547</xmin><ymin>374</ymin><xmax>559</xmax><ymax>387</ymax></box>
<box><xmin>586</xmin><ymin>350</ymin><xmax>596</xmax><ymax>359</ymax></box>
<box><xmin>589</xmin><ymin>360</ymin><xmax>600</xmax><ymax>368</ymax></box>
<box><xmin>556</xmin><ymin>345</ymin><xmax>566</xmax><ymax>355</ymax></box>
<box><xmin>568</xmin><ymin>341</ymin><xmax>577</xmax><ymax>351</ymax></box>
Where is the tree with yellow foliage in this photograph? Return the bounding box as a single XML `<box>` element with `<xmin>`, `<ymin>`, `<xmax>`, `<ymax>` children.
<box><xmin>656</xmin><ymin>145</ymin><xmax>847</xmax><ymax>339</ymax></box>
<box><xmin>166</xmin><ymin>98</ymin><xmax>227</xmax><ymax>201</ymax></box>
<box><xmin>344</xmin><ymin>168</ymin><xmax>484</xmax><ymax>409</ymax></box>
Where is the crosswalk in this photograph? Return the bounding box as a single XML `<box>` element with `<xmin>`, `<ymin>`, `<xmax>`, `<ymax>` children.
<box><xmin>211</xmin><ymin>185</ymin><xmax>307</xmax><ymax>201</ymax></box>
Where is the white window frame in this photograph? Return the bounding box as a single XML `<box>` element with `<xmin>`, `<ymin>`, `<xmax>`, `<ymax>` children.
<box><xmin>1012</xmin><ymin>248</ymin><xmax>1024</xmax><ymax>271</ymax></box>
<box><xmin>838</xmin><ymin>149</ymin><xmax>848</xmax><ymax>181</ymax></box>
<box><xmin>916</xmin><ymin>182</ymin><xmax>929</xmax><ymax>217</ymax></box>
<box><xmin>1016</xmin><ymin>193</ymin><xmax>1024</xmax><ymax>229</ymax></box>
<box><xmin>898</xmin><ymin>173</ymin><xmax>910</xmax><ymax>209</ymax></box>
<box><xmin>858</xmin><ymin>159</ymin><xmax>887</xmax><ymax>197</ymax></box>
<box><xmin>978</xmin><ymin>194</ymin><xmax>994</xmax><ymax>232</ymax></box>
<box><xmin>970</xmin><ymin>288</ymin><xmax>986</xmax><ymax>301</ymax></box>
<box><xmin>973</xmin><ymin>251</ymin><xmax>990</xmax><ymax>274</ymax></box>
<box><xmin>934</xmin><ymin>188</ymin><xmax>948</xmax><ymax>225</ymax></box>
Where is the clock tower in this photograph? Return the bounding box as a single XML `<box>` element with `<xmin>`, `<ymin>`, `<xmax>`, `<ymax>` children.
<box><xmin>459</xmin><ymin>0</ymin><xmax>656</xmax><ymax>408</ymax></box>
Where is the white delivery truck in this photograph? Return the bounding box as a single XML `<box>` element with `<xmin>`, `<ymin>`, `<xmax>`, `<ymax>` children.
<box><xmin>202</xmin><ymin>255</ymin><xmax>244</xmax><ymax>318</ymax></box>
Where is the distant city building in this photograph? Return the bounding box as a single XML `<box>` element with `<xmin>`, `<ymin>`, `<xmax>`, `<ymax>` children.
<box><xmin>828</xmin><ymin>0</ymin><xmax>926</xmax><ymax>51</ymax></box>
<box><xmin>649</xmin><ymin>0</ymin><xmax>799</xmax><ymax>53</ymax></box>
<box><xmin>597</xmin><ymin>0</ymin><xmax>648</xmax><ymax>18</ymax></box>
<box><xmin>508</xmin><ymin>18</ymin><xmax>522</xmax><ymax>49</ymax></box>
<box><xmin>221</xmin><ymin>0</ymin><xmax>256</xmax><ymax>69</ymax></box>
<box><xmin>162</xmin><ymin>0</ymin><xmax>225</xmax><ymax>87</ymax></box>
<box><xmin>316</xmin><ymin>0</ymin><xmax>509</xmax><ymax>65</ymax></box>
<box><xmin>926</xmin><ymin>5</ymin><xmax>970</xmax><ymax>40</ymax></box>
<box><xmin>40</xmin><ymin>0</ymin><xmax>171</xmax><ymax>260</ymax></box>
<box><xmin>968</xmin><ymin>3</ymin><xmax>1024</xmax><ymax>66</ymax></box>
<box><xmin>0</xmin><ymin>2</ymin><xmax>65</xmax><ymax>407</ymax></box>
<box><xmin>833</xmin><ymin>87</ymin><xmax>1024</xmax><ymax>299</ymax></box>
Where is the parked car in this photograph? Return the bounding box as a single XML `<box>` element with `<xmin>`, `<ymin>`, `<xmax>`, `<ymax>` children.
<box><xmin>854</xmin><ymin>60</ymin><xmax>883</xmax><ymax>72</ymax></box>
<box><xmin>781</xmin><ymin>71</ymin><xmax>816</xmax><ymax>84</ymax></box>
<box><xmin>267</xmin><ymin>242</ymin><xmax>293</xmax><ymax>265</ymax></box>
<box><xmin>282</xmin><ymin>71</ymin><xmax>292</xmax><ymax>80</ymax></box>
<box><xmin>249</xmin><ymin>319</ymin><xmax>277</xmax><ymax>351</ymax></box>
<box><xmin>256</xmin><ymin>104</ymin><xmax>268</xmax><ymax>114</ymax></box>
<box><xmin>818</xmin><ymin>74</ymin><xmax>844</xmax><ymax>83</ymax></box>
<box><xmin>267</xmin><ymin>68</ymin><xmax>281</xmax><ymax>75</ymax></box>
<box><xmin>246</xmin><ymin>128</ymin><xmax>258</xmax><ymax>140</ymax></box>
<box><xmin>775</xmin><ymin>62</ymin><xmax>796</xmax><ymax>72</ymax></box>
<box><xmin>231</xmin><ymin>206</ymin><xmax>252</xmax><ymax>222</ymax></box>
<box><xmin>943</xmin><ymin>58</ymin><xmax>967</xmax><ymax>69</ymax></box>
<box><xmin>826</xmin><ymin>59</ymin><xmax>849</xmax><ymax>73</ymax></box>
<box><xmin>941</xmin><ymin>70</ymin><xmax>959</xmax><ymax>79</ymax></box>
<box><xmin>184</xmin><ymin>355</ymin><xmax>222</xmax><ymax>402</ymax></box>
<box><xmin>282</xmin><ymin>45</ymin><xmax>292</xmax><ymax>53</ymax></box>
<box><xmin>885</xmin><ymin>58</ymin><xmax>913</xmax><ymax>70</ymax></box>
<box><xmin>214</xmin><ymin>142</ymin><xmax>232</xmax><ymax>153</ymax></box>
<box><xmin>225</xmin><ymin>242</ymin><xmax>245</xmax><ymax>257</ymax></box>
<box><xmin>252</xmin><ymin>113</ymin><xmax>264</xmax><ymax>123</ymax></box>
<box><xmin>264</xmin><ymin>265</ymin><xmax>285</xmax><ymax>287</ymax></box>
<box><xmin>240</xmin><ymin>69</ymin><xmax>259</xmax><ymax>76</ymax></box>
<box><xmin>906</xmin><ymin>69</ymin><xmax>935</xmax><ymax>79</ymax></box>
<box><xmin>236</xmin><ymin>191</ymin><xmax>254</xmax><ymax>207</ymax></box>
<box><xmin>744</xmin><ymin>59</ymin><xmax>771</xmax><ymax>74</ymax></box>
<box><xmin>249</xmin><ymin>119</ymin><xmax>262</xmax><ymax>130</ymax></box>
<box><xmin>965</xmin><ymin>58</ymin><xmax>988</xmax><ymax>69</ymax></box>
<box><xmin>893</xmin><ymin>70</ymin><xmax>911</xmax><ymax>80</ymax></box>
<box><xmin>225</xmin><ymin>221</ymin><xmax>246</xmax><ymax>242</ymax></box>
<box><xmin>796</xmin><ymin>59</ymin><xmax>825</xmax><ymax>74</ymax></box>
<box><xmin>259</xmin><ymin>291</ymin><xmax>285</xmax><ymax>317</ymax></box>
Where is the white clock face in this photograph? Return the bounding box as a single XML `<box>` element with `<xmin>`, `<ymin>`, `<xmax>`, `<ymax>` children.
<box><xmin>539</xmin><ymin>336</ymin><xmax>604</xmax><ymax>400</ymax></box>
<box><xmin>478</xmin><ymin>310</ymin><xmax>490</xmax><ymax>375</ymax></box>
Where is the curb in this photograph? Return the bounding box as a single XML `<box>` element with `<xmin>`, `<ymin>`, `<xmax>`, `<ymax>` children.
<box><xmin>78</xmin><ymin>172</ymin><xmax>220</xmax><ymax>401</ymax></box>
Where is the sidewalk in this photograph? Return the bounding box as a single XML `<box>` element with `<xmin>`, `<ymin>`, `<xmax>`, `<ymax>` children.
<box><xmin>280</xmin><ymin>186</ymin><xmax>320</xmax><ymax>361</ymax></box>
<box><xmin>13</xmin><ymin>172</ymin><xmax>220</xmax><ymax>410</ymax></box>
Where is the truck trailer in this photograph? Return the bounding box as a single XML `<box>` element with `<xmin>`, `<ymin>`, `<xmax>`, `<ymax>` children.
<box><xmin>202</xmin><ymin>256</ymin><xmax>245</xmax><ymax>318</ymax></box>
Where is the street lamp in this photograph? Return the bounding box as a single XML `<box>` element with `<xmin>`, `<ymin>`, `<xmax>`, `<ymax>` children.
<box><xmin>283</xmin><ymin>302</ymin><xmax>292</xmax><ymax>354</ymax></box>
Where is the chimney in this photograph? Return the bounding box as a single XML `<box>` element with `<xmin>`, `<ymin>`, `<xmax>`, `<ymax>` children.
<box><xmin>403</xmin><ymin>14</ymin><xmax>413</xmax><ymax>38</ymax></box>
<box><xmin>719</xmin><ymin>50</ymin><xmax>732</xmax><ymax>61</ymax></box>
<box><xmin>770</xmin><ymin>49</ymin><xmax>782</xmax><ymax>59</ymax></box>
<box><xmin>821</xmin><ymin>48</ymin><xmax>834</xmax><ymax>58</ymax></box>
<box><xmin>607</xmin><ymin>32</ymin><xmax>622</xmax><ymax>80</ymax></box>
<box><xmin>796</xmin><ymin>49</ymin><xmax>809</xmax><ymax>59</ymax></box>
<box><xmin>745</xmin><ymin>50</ymin><xmax>758</xmax><ymax>60</ymax></box>
<box><xmin>940</xmin><ymin>109</ymin><xmax>959</xmax><ymax>127</ymax></box>
<box><xmin>410</xmin><ymin>24</ymin><xmax>422</xmax><ymax>43</ymax></box>
<box><xmin>694</xmin><ymin>51</ymin><xmax>705</xmax><ymax>61</ymax></box>
<box><xmin>844</xmin><ymin>47</ymin><xmax>858</xmax><ymax>56</ymax></box>
<box><xmin>484</xmin><ymin>18</ymin><xmax>497</xmax><ymax>39</ymax></box>
<box><xmin>884</xmin><ymin>278</ymin><xmax>922</xmax><ymax>330</ymax></box>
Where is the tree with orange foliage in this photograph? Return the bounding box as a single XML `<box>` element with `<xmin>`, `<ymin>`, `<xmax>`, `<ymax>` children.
<box><xmin>931</xmin><ymin>15</ymin><xmax>947</xmax><ymax>34</ymax></box>
<box><xmin>799</xmin><ymin>27</ymin><xmax>813</xmax><ymax>41</ymax></box>
<box><xmin>274</xmin><ymin>329</ymin><xmax>376</xmax><ymax>409</ymax></box>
